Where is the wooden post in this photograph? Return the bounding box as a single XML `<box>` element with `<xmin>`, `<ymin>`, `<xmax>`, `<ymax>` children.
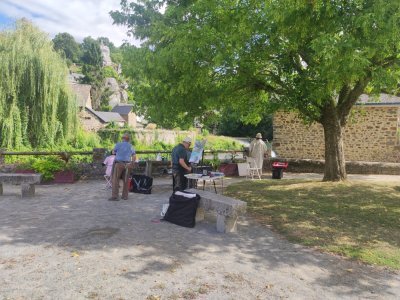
<box><xmin>0</xmin><ymin>148</ymin><xmax>5</xmax><ymax>167</ymax></box>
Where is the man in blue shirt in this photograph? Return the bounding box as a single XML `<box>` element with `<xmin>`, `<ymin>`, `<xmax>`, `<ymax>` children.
<box><xmin>171</xmin><ymin>136</ymin><xmax>192</xmax><ymax>191</ymax></box>
<box><xmin>109</xmin><ymin>133</ymin><xmax>136</xmax><ymax>201</ymax></box>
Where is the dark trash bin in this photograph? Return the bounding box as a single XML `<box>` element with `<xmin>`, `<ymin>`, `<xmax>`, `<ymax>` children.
<box><xmin>271</xmin><ymin>162</ymin><xmax>288</xmax><ymax>179</ymax></box>
<box><xmin>272</xmin><ymin>168</ymin><xmax>284</xmax><ymax>179</ymax></box>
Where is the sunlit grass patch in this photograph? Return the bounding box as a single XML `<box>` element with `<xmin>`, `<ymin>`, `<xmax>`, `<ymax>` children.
<box><xmin>226</xmin><ymin>179</ymin><xmax>400</xmax><ymax>269</ymax></box>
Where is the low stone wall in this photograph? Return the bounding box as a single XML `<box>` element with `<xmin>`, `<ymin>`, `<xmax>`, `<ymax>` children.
<box><xmin>266</xmin><ymin>158</ymin><xmax>400</xmax><ymax>175</ymax></box>
<box><xmin>75</xmin><ymin>161</ymin><xmax>172</xmax><ymax>180</ymax></box>
<box><xmin>0</xmin><ymin>161</ymin><xmax>172</xmax><ymax>181</ymax></box>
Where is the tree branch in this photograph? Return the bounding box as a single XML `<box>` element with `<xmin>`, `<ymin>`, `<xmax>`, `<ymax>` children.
<box><xmin>337</xmin><ymin>74</ymin><xmax>371</xmax><ymax>125</ymax></box>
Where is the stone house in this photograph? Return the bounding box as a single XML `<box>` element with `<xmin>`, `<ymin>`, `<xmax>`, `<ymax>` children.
<box><xmin>70</xmin><ymin>83</ymin><xmax>92</xmax><ymax>109</ymax></box>
<box><xmin>70</xmin><ymin>82</ymin><xmax>127</xmax><ymax>131</ymax></box>
<box><xmin>111</xmin><ymin>104</ymin><xmax>137</xmax><ymax>128</ymax></box>
<box><xmin>273</xmin><ymin>94</ymin><xmax>400</xmax><ymax>163</ymax></box>
<box><xmin>80</xmin><ymin>108</ymin><xmax>126</xmax><ymax>132</ymax></box>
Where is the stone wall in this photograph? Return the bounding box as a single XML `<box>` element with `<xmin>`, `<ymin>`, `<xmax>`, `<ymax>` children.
<box><xmin>273</xmin><ymin>106</ymin><xmax>400</xmax><ymax>162</ymax></box>
<box><xmin>266</xmin><ymin>158</ymin><xmax>400</xmax><ymax>175</ymax></box>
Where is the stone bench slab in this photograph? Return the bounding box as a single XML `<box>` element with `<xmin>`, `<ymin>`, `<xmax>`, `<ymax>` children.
<box><xmin>0</xmin><ymin>173</ymin><xmax>42</xmax><ymax>197</ymax></box>
<box><xmin>185</xmin><ymin>188</ymin><xmax>247</xmax><ymax>233</ymax></box>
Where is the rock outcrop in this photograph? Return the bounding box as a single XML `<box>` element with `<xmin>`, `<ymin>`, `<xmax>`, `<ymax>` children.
<box><xmin>104</xmin><ymin>77</ymin><xmax>129</xmax><ymax>108</ymax></box>
<box><xmin>100</xmin><ymin>43</ymin><xmax>112</xmax><ymax>67</ymax></box>
<box><xmin>100</xmin><ymin>44</ymin><xmax>129</xmax><ymax>108</ymax></box>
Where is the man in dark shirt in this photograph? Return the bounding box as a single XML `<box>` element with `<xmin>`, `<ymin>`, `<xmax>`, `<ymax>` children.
<box><xmin>171</xmin><ymin>136</ymin><xmax>192</xmax><ymax>191</ymax></box>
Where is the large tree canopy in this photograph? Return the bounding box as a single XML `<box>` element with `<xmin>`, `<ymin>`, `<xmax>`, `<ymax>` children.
<box><xmin>111</xmin><ymin>0</ymin><xmax>400</xmax><ymax>181</ymax></box>
<box><xmin>0</xmin><ymin>20</ymin><xmax>77</xmax><ymax>149</ymax></box>
<box><xmin>52</xmin><ymin>32</ymin><xmax>81</xmax><ymax>65</ymax></box>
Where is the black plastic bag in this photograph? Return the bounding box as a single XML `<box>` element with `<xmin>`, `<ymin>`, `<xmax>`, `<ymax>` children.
<box><xmin>163</xmin><ymin>191</ymin><xmax>200</xmax><ymax>228</ymax></box>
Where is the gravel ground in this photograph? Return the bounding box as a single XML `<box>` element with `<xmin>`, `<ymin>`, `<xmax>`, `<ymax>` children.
<box><xmin>0</xmin><ymin>174</ymin><xmax>399</xmax><ymax>300</ymax></box>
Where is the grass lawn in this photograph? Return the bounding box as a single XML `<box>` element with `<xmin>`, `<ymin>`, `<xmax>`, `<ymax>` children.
<box><xmin>225</xmin><ymin>179</ymin><xmax>400</xmax><ymax>270</ymax></box>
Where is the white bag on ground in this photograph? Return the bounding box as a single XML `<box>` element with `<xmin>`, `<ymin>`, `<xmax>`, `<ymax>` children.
<box><xmin>160</xmin><ymin>203</ymin><xmax>169</xmax><ymax>217</ymax></box>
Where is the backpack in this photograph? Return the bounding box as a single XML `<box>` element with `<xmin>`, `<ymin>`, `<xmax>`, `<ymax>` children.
<box><xmin>163</xmin><ymin>191</ymin><xmax>201</xmax><ymax>228</ymax></box>
<box><xmin>130</xmin><ymin>175</ymin><xmax>153</xmax><ymax>194</ymax></box>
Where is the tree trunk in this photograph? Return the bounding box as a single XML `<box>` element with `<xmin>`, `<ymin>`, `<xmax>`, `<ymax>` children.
<box><xmin>321</xmin><ymin>112</ymin><xmax>347</xmax><ymax>181</ymax></box>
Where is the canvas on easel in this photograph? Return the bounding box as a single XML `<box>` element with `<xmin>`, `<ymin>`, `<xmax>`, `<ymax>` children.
<box><xmin>189</xmin><ymin>139</ymin><xmax>207</xmax><ymax>164</ymax></box>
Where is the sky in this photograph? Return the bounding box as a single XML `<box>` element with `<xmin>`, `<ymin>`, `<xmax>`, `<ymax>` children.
<box><xmin>0</xmin><ymin>0</ymin><xmax>140</xmax><ymax>46</ymax></box>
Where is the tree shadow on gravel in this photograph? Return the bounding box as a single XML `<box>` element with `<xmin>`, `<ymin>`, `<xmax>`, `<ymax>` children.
<box><xmin>0</xmin><ymin>181</ymin><xmax>398</xmax><ymax>299</ymax></box>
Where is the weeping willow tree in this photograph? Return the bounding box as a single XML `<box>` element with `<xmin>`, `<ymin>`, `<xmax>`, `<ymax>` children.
<box><xmin>0</xmin><ymin>20</ymin><xmax>77</xmax><ymax>149</ymax></box>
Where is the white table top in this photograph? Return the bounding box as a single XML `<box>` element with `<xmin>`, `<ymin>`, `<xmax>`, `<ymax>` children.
<box><xmin>185</xmin><ymin>174</ymin><xmax>224</xmax><ymax>181</ymax></box>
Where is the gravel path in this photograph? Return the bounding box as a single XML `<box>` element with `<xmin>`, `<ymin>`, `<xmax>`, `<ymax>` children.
<box><xmin>0</xmin><ymin>176</ymin><xmax>399</xmax><ymax>299</ymax></box>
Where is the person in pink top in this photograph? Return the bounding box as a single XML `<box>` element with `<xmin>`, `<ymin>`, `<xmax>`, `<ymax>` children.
<box><xmin>103</xmin><ymin>153</ymin><xmax>116</xmax><ymax>177</ymax></box>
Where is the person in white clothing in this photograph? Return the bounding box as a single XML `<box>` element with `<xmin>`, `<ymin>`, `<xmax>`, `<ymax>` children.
<box><xmin>249</xmin><ymin>133</ymin><xmax>269</xmax><ymax>171</ymax></box>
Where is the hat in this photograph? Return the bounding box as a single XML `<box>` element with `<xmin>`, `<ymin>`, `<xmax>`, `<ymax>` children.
<box><xmin>256</xmin><ymin>133</ymin><xmax>262</xmax><ymax>139</ymax></box>
<box><xmin>182</xmin><ymin>136</ymin><xmax>192</xmax><ymax>144</ymax></box>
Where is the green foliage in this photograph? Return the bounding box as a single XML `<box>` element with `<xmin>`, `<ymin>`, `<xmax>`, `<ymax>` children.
<box><xmin>105</xmin><ymin>122</ymin><xmax>118</xmax><ymax>129</ymax></box>
<box><xmin>96</xmin><ymin>37</ymin><xmax>115</xmax><ymax>50</ymax></box>
<box><xmin>217</xmin><ymin>108</ymin><xmax>273</xmax><ymax>141</ymax></box>
<box><xmin>103</xmin><ymin>66</ymin><xmax>119</xmax><ymax>80</ymax></box>
<box><xmin>31</xmin><ymin>157</ymin><xmax>66</xmax><ymax>181</ymax></box>
<box><xmin>197</xmin><ymin>134</ymin><xmax>242</xmax><ymax>151</ymax></box>
<box><xmin>201</xmin><ymin>129</ymin><xmax>209</xmax><ymax>136</ymax></box>
<box><xmin>81</xmin><ymin>36</ymin><xmax>102</xmax><ymax>67</ymax></box>
<box><xmin>52</xmin><ymin>32</ymin><xmax>81</xmax><ymax>64</ymax></box>
<box><xmin>69</xmin><ymin>129</ymin><xmax>101</xmax><ymax>150</ymax></box>
<box><xmin>110</xmin><ymin>49</ymin><xmax>123</xmax><ymax>65</ymax></box>
<box><xmin>100</xmin><ymin>104</ymin><xmax>112</xmax><ymax>112</ymax></box>
<box><xmin>14</xmin><ymin>155</ymin><xmax>83</xmax><ymax>181</ymax></box>
<box><xmin>0</xmin><ymin>20</ymin><xmax>77</xmax><ymax>149</ymax></box>
<box><xmin>97</xmin><ymin>128</ymin><xmax>138</xmax><ymax>146</ymax></box>
<box><xmin>111</xmin><ymin>0</ymin><xmax>400</xmax><ymax>180</ymax></box>
<box><xmin>203</xmin><ymin>153</ymin><xmax>222</xmax><ymax>171</ymax></box>
<box><xmin>99</xmin><ymin>87</ymin><xmax>114</xmax><ymax>110</ymax></box>
<box><xmin>117</xmin><ymin>46</ymin><xmax>196</xmax><ymax>128</ymax></box>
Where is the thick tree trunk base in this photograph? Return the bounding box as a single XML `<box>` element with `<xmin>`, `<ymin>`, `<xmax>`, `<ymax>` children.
<box><xmin>322</xmin><ymin>106</ymin><xmax>347</xmax><ymax>182</ymax></box>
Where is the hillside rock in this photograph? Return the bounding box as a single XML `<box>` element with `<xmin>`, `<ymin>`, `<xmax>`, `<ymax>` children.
<box><xmin>100</xmin><ymin>43</ymin><xmax>112</xmax><ymax>67</ymax></box>
<box><xmin>104</xmin><ymin>77</ymin><xmax>129</xmax><ymax>108</ymax></box>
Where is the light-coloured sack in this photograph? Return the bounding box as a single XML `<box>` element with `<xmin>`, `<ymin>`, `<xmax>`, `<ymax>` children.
<box><xmin>160</xmin><ymin>203</ymin><xmax>169</xmax><ymax>217</ymax></box>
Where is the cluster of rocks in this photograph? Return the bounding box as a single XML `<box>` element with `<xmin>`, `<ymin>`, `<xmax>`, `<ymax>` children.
<box><xmin>100</xmin><ymin>43</ymin><xmax>128</xmax><ymax>109</ymax></box>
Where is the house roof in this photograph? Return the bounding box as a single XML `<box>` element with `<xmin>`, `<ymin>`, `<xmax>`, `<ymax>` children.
<box><xmin>85</xmin><ymin>107</ymin><xmax>125</xmax><ymax>123</ymax></box>
<box><xmin>357</xmin><ymin>93</ymin><xmax>400</xmax><ymax>107</ymax></box>
<box><xmin>70</xmin><ymin>83</ymin><xmax>91</xmax><ymax>107</ymax></box>
<box><xmin>111</xmin><ymin>104</ymin><xmax>134</xmax><ymax>115</ymax></box>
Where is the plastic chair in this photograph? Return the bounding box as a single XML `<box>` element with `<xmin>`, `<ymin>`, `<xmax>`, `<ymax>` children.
<box><xmin>246</xmin><ymin>157</ymin><xmax>262</xmax><ymax>180</ymax></box>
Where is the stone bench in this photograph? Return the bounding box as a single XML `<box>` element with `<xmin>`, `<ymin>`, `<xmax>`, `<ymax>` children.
<box><xmin>0</xmin><ymin>173</ymin><xmax>42</xmax><ymax>197</ymax></box>
<box><xmin>185</xmin><ymin>188</ymin><xmax>247</xmax><ymax>233</ymax></box>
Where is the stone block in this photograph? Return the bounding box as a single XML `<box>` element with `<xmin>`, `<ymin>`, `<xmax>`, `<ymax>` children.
<box><xmin>185</xmin><ymin>188</ymin><xmax>246</xmax><ymax>233</ymax></box>
<box><xmin>0</xmin><ymin>173</ymin><xmax>41</xmax><ymax>197</ymax></box>
<box><xmin>21</xmin><ymin>184</ymin><xmax>35</xmax><ymax>197</ymax></box>
<box><xmin>216</xmin><ymin>214</ymin><xmax>238</xmax><ymax>233</ymax></box>
<box><xmin>195</xmin><ymin>207</ymin><xmax>205</xmax><ymax>222</ymax></box>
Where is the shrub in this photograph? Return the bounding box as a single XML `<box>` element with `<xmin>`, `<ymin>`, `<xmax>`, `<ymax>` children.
<box><xmin>102</xmin><ymin>66</ymin><xmax>119</xmax><ymax>80</ymax></box>
<box><xmin>31</xmin><ymin>157</ymin><xmax>66</xmax><ymax>181</ymax></box>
